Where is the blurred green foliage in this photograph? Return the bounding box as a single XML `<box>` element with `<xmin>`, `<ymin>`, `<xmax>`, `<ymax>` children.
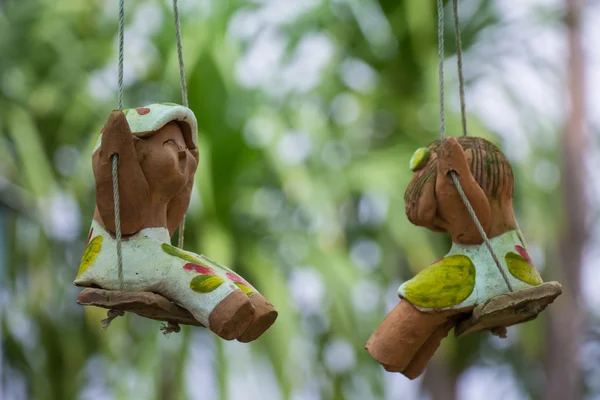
<box><xmin>0</xmin><ymin>0</ymin><xmax>593</xmax><ymax>399</ymax></box>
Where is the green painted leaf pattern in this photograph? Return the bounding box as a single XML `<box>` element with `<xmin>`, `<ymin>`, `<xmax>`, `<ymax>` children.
<box><xmin>190</xmin><ymin>275</ymin><xmax>225</xmax><ymax>293</ymax></box>
<box><xmin>505</xmin><ymin>252</ymin><xmax>543</xmax><ymax>286</ymax></box>
<box><xmin>235</xmin><ymin>282</ymin><xmax>256</xmax><ymax>295</ymax></box>
<box><xmin>162</xmin><ymin>243</ymin><xmax>203</xmax><ymax>264</ymax></box>
<box><xmin>401</xmin><ymin>255</ymin><xmax>476</xmax><ymax>308</ymax></box>
<box><xmin>77</xmin><ymin>236</ymin><xmax>103</xmax><ymax>278</ymax></box>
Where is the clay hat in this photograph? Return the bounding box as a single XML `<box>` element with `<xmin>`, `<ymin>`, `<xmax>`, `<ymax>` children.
<box><xmin>93</xmin><ymin>103</ymin><xmax>198</xmax><ymax>152</ymax></box>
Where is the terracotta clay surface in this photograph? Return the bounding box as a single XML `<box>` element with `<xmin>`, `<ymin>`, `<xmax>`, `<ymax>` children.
<box><xmin>76</xmin><ymin>105</ymin><xmax>277</xmax><ymax>342</ymax></box>
<box><xmin>208</xmin><ymin>290</ymin><xmax>256</xmax><ymax>340</ymax></box>
<box><xmin>92</xmin><ymin>110</ymin><xmax>198</xmax><ymax>236</ymax></box>
<box><xmin>402</xmin><ymin>319</ymin><xmax>456</xmax><ymax>379</ymax></box>
<box><xmin>365</xmin><ymin>300</ymin><xmax>471</xmax><ymax>377</ymax></box>
<box><xmin>367</xmin><ymin>136</ymin><xmax>562</xmax><ymax>378</ymax></box>
<box><xmin>237</xmin><ymin>294</ymin><xmax>279</xmax><ymax>343</ymax></box>
<box><xmin>404</xmin><ymin>136</ymin><xmax>515</xmax><ymax>245</ymax></box>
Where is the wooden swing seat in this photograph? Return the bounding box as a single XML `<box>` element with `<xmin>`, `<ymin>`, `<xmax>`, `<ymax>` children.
<box><xmin>77</xmin><ymin>287</ymin><xmax>204</xmax><ymax>327</ymax></box>
<box><xmin>454</xmin><ymin>281</ymin><xmax>562</xmax><ymax>338</ymax></box>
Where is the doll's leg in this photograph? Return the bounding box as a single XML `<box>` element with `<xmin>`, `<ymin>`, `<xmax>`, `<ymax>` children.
<box><xmin>159</xmin><ymin>249</ymin><xmax>277</xmax><ymax>341</ymax></box>
<box><xmin>75</xmin><ymin>235</ymin><xmax>277</xmax><ymax>341</ymax></box>
<box><xmin>154</xmin><ymin>263</ymin><xmax>259</xmax><ymax>340</ymax></box>
<box><xmin>365</xmin><ymin>300</ymin><xmax>455</xmax><ymax>376</ymax></box>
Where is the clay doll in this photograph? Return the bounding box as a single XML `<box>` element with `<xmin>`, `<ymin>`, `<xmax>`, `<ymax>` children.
<box><xmin>74</xmin><ymin>104</ymin><xmax>277</xmax><ymax>342</ymax></box>
<box><xmin>365</xmin><ymin>136</ymin><xmax>561</xmax><ymax>379</ymax></box>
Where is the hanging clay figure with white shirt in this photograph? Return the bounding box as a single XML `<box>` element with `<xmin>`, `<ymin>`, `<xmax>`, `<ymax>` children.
<box><xmin>74</xmin><ymin>104</ymin><xmax>277</xmax><ymax>342</ymax></box>
<box><xmin>365</xmin><ymin>136</ymin><xmax>561</xmax><ymax>379</ymax></box>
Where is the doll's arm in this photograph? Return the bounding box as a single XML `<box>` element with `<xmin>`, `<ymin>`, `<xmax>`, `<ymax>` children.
<box><xmin>435</xmin><ymin>137</ymin><xmax>491</xmax><ymax>243</ymax></box>
<box><xmin>92</xmin><ymin>111</ymin><xmax>149</xmax><ymax>235</ymax></box>
<box><xmin>166</xmin><ymin>180</ymin><xmax>193</xmax><ymax>237</ymax></box>
<box><xmin>166</xmin><ymin>148</ymin><xmax>199</xmax><ymax>236</ymax></box>
<box><xmin>405</xmin><ymin>166</ymin><xmax>447</xmax><ymax>233</ymax></box>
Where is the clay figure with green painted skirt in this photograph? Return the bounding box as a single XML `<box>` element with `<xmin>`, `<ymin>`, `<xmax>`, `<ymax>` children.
<box><xmin>366</xmin><ymin>136</ymin><xmax>557</xmax><ymax>379</ymax></box>
<box><xmin>74</xmin><ymin>104</ymin><xmax>277</xmax><ymax>342</ymax></box>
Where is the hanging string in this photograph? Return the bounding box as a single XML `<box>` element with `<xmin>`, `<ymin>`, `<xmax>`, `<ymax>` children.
<box><xmin>113</xmin><ymin>0</ymin><xmax>125</xmax><ymax>290</ymax></box>
<box><xmin>452</xmin><ymin>0</ymin><xmax>528</xmax><ymax>263</ymax></box>
<box><xmin>515</xmin><ymin>220</ymin><xmax>529</xmax><ymax>250</ymax></box>
<box><xmin>172</xmin><ymin>0</ymin><xmax>188</xmax><ymax>109</ymax></box>
<box><xmin>438</xmin><ymin>0</ymin><xmax>513</xmax><ymax>292</ymax></box>
<box><xmin>451</xmin><ymin>173</ymin><xmax>513</xmax><ymax>291</ymax></box>
<box><xmin>437</xmin><ymin>0</ymin><xmax>446</xmax><ymax>140</ymax></box>
<box><xmin>172</xmin><ymin>0</ymin><xmax>188</xmax><ymax>249</ymax></box>
<box><xmin>101</xmin><ymin>309</ymin><xmax>124</xmax><ymax>330</ymax></box>
<box><xmin>112</xmin><ymin>156</ymin><xmax>124</xmax><ymax>289</ymax></box>
<box><xmin>452</xmin><ymin>0</ymin><xmax>467</xmax><ymax>137</ymax></box>
<box><xmin>117</xmin><ymin>0</ymin><xmax>124</xmax><ymax>111</ymax></box>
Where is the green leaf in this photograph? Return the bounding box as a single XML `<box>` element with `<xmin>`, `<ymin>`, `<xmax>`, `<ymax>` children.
<box><xmin>234</xmin><ymin>282</ymin><xmax>255</xmax><ymax>296</ymax></box>
<box><xmin>161</xmin><ymin>242</ymin><xmax>202</xmax><ymax>264</ymax></box>
<box><xmin>77</xmin><ymin>235</ymin><xmax>102</xmax><ymax>277</ymax></box>
<box><xmin>190</xmin><ymin>275</ymin><xmax>225</xmax><ymax>293</ymax></box>
<box><xmin>401</xmin><ymin>255</ymin><xmax>476</xmax><ymax>308</ymax></box>
<box><xmin>506</xmin><ymin>252</ymin><xmax>543</xmax><ymax>286</ymax></box>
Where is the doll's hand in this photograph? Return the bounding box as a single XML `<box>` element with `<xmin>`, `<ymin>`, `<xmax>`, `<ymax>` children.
<box><xmin>93</xmin><ymin>110</ymin><xmax>149</xmax><ymax>235</ymax></box>
<box><xmin>98</xmin><ymin>111</ymin><xmax>137</xmax><ymax>160</ymax></box>
<box><xmin>437</xmin><ymin>136</ymin><xmax>471</xmax><ymax>178</ymax></box>
<box><xmin>404</xmin><ymin>149</ymin><xmax>448</xmax><ymax>233</ymax></box>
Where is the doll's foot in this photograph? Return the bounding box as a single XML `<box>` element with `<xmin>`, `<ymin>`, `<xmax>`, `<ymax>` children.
<box><xmin>365</xmin><ymin>300</ymin><xmax>469</xmax><ymax>379</ymax></box>
<box><xmin>378</xmin><ymin>319</ymin><xmax>455</xmax><ymax>378</ymax></box>
<box><xmin>209</xmin><ymin>290</ymin><xmax>256</xmax><ymax>340</ymax></box>
<box><xmin>401</xmin><ymin>319</ymin><xmax>457</xmax><ymax>379</ymax></box>
<box><xmin>237</xmin><ymin>294</ymin><xmax>278</xmax><ymax>342</ymax></box>
<box><xmin>437</xmin><ymin>136</ymin><xmax>470</xmax><ymax>177</ymax></box>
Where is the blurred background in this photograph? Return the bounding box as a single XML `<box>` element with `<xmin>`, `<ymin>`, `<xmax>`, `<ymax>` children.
<box><xmin>0</xmin><ymin>0</ymin><xmax>598</xmax><ymax>399</ymax></box>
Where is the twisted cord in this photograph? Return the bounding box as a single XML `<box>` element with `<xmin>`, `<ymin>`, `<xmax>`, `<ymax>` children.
<box><xmin>437</xmin><ymin>0</ymin><xmax>446</xmax><ymax>140</ymax></box>
<box><xmin>173</xmin><ymin>0</ymin><xmax>188</xmax><ymax>248</ymax></box>
<box><xmin>452</xmin><ymin>0</ymin><xmax>468</xmax><ymax>137</ymax></box>
<box><xmin>113</xmin><ymin>0</ymin><xmax>125</xmax><ymax>289</ymax></box>
<box><xmin>438</xmin><ymin>0</ymin><xmax>513</xmax><ymax>291</ymax></box>
<box><xmin>451</xmin><ymin>173</ymin><xmax>514</xmax><ymax>291</ymax></box>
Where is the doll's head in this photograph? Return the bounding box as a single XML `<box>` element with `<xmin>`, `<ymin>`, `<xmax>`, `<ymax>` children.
<box><xmin>404</xmin><ymin>136</ymin><xmax>514</xmax><ymax>230</ymax></box>
<box><xmin>95</xmin><ymin>103</ymin><xmax>199</xmax><ymax>201</ymax></box>
<box><xmin>93</xmin><ymin>103</ymin><xmax>198</xmax><ymax>152</ymax></box>
<box><xmin>133</xmin><ymin>121</ymin><xmax>198</xmax><ymax>200</ymax></box>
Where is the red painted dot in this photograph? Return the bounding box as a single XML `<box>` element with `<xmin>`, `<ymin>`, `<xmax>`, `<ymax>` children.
<box><xmin>183</xmin><ymin>263</ymin><xmax>213</xmax><ymax>275</ymax></box>
<box><xmin>136</xmin><ymin>107</ymin><xmax>151</xmax><ymax>115</ymax></box>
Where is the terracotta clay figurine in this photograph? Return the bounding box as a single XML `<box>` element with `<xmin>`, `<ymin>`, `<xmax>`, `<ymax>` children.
<box><xmin>74</xmin><ymin>103</ymin><xmax>277</xmax><ymax>342</ymax></box>
<box><xmin>365</xmin><ymin>136</ymin><xmax>562</xmax><ymax>379</ymax></box>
